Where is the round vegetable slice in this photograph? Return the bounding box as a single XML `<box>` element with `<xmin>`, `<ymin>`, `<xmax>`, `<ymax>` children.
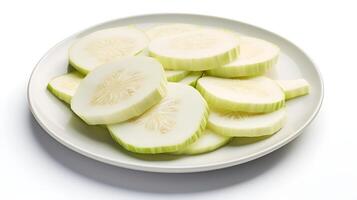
<box><xmin>276</xmin><ymin>79</ymin><xmax>310</xmax><ymax>100</ymax></box>
<box><xmin>146</xmin><ymin>23</ymin><xmax>200</xmax><ymax>40</ymax></box>
<box><xmin>174</xmin><ymin>129</ymin><xmax>230</xmax><ymax>155</ymax></box>
<box><xmin>69</xmin><ymin>26</ymin><xmax>149</xmax><ymax>74</ymax></box>
<box><xmin>178</xmin><ymin>72</ymin><xmax>203</xmax><ymax>86</ymax></box>
<box><xmin>148</xmin><ymin>29</ymin><xmax>240</xmax><ymax>71</ymax></box>
<box><xmin>165</xmin><ymin>70</ymin><xmax>190</xmax><ymax>82</ymax></box>
<box><xmin>207</xmin><ymin>36</ymin><xmax>279</xmax><ymax>77</ymax></box>
<box><xmin>47</xmin><ymin>70</ymin><xmax>188</xmax><ymax>103</ymax></box>
<box><xmin>47</xmin><ymin>72</ymin><xmax>84</xmax><ymax>104</ymax></box>
<box><xmin>208</xmin><ymin>107</ymin><xmax>286</xmax><ymax>137</ymax></box>
<box><xmin>108</xmin><ymin>83</ymin><xmax>208</xmax><ymax>154</ymax></box>
<box><xmin>71</xmin><ymin>56</ymin><xmax>167</xmax><ymax>125</ymax></box>
<box><xmin>196</xmin><ymin>76</ymin><xmax>285</xmax><ymax>113</ymax></box>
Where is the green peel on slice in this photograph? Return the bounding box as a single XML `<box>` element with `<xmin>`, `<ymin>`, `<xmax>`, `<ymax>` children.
<box><xmin>136</xmin><ymin>48</ymin><xmax>149</xmax><ymax>56</ymax></box>
<box><xmin>174</xmin><ymin>129</ymin><xmax>230</xmax><ymax>155</ymax></box>
<box><xmin>196</xmin><ymin>76</ymin><xmax>285</xmax><ymax>113</ymax></box>
<box><xmin>146</xmin><ymin>23</ymin><xmax>200</xmax><ymax>40</ymax></box>
<box><xmin>71</xmin><ymin>56</ymin><xmax>167</xmax><ymax>125</ymax></box>
<box><xmin>165</xmin><ymin>70</ymin><xmax>190</xmax><ymax>82</ymax></box>
<box><xmin>69</xmin><ymin>26</ymin><xmax>149</xmax><ymax>74</ymax></box>
<box><xmin>108</xmin><ymin>83</ymin><xmax>208</xmax><ymax>154</ymax></box>
<box><xmin>148</xmin><ymin>29</ymin><xmax>240</xmax><ymax>71</ymax></box>
<box><xmin>208</xmin><ymin>107</ymin><xmax>286</xmax><ymax>137</ymax></box>
<box><xmin>276</xmin><ymin>79</ymin><xmax>310</xmax><ymax>100</ymax></box>
<box><xmin>178</xmin><ymin>72</ymin><xmax>203</xmax><ymax>86</ymax></box>
<box><xmin>207</xmin><ymin>36</ymin><xmax>279</xmax><ymax>78</ymax></box>
<box><xmin>47</xmin><ymin>69</ymin><xmax>189</xmax><ymax>103</ymax></box>
<box><xmin>47</xmin><ymin>72</ymin><xmax>84</xmax><ymax>104</ymax></box>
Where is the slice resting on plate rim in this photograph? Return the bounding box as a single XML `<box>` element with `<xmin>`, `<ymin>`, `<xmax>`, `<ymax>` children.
<box><xmin>276</xmin><ymin>79</ymin><xmax>310</xmax><ymax>100</ymax></box>
<box><xmin>47</xmin><ymin>71</ymin><xmax>84</xmax><ymax>104</ymax></box>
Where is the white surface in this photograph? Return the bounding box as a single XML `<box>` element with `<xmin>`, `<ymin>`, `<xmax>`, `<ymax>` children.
<box><xmin>0</xmin><ymin>0</ymin><xmax>356</xmax><ymax>199</ymax></box>
<box><xmin>28</xmin><ymin>14</ymin><xmax>322</xmax><ymax>173</ymax></box>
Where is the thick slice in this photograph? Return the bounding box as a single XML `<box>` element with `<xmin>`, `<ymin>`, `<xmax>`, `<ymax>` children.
<box><xmin>47</xmin><ymin>72</ymin><xmax>84</xmax><ymax>104</ymax></box>
<box><xmin>146</xmin><ymin>23</ymin><xmax>200</xmax><ymax>40</ymax></box>
<box><xmin>69</xmin><ymin>26</ymin><xmax>149</xmax><ymax>74</ymax></box>
<box><xmin>108</xmin><ymin>83</ymin><xmax>208</xmax><ymax>154</ymax></box>
<box><xmin>207</xmin><ymin>36</ymin><xmax>279</xmax><ymax>77</ymax></box>
<box><xmin>174</xmin><ymin>129</ymin><xmax>230</xmax><ymax>155</ymax></box>
<box><xmin>196</xmin><ymin>76</ymin><xmax>285</xmax><ymax>113</ymax></box>
<box><xmin>46</xmin><ymin>71</ymin><xmax>188</xmax><ymax>105</ymax></box>
<box><xmin>276</xmin><ymin>79</ymin><xmax>310</xmax><ymax>100</ymax></box>
<box><xmin>208</xmin><ymin>107</ymin><xmax>286</xmax><ymax>137</ymax></box>
<box><xmin>71</xmin><ymin>57</ymin><xmax>167</xmax><ymax>125</ymax></box>
<box><xmin>165</xmin><ymin>70</ymin><xmax>190</xmax><ymax>82</ymax></box>
<box><xmin>178</xmin><ymin>72</ymin><xmax>203</xmax><ymax>86</ymax></box>
<box><xmin>148</xmin><ymin>29</ymin><xmax>240</xmax><ymax>71</ymax></box>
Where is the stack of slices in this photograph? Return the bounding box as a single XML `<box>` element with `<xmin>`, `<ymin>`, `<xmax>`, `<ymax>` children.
<box><xmin>47</xmin><ymin>24</ymin><xmax>310</xmax><ymax>155</ymax></box>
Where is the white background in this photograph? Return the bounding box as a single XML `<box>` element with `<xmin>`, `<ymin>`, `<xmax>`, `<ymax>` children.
<box><xmin>1</xmin><ymin>0</ymin><xmax>356</xmax><ymax>199</ymax></box>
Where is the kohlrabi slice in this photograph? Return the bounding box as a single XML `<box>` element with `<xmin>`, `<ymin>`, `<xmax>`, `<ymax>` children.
<box><xmin>146</xmin><ymin>23</ymin><xmax>200</xmax><ymax>40</ymax></box>
<box><xmin>208</xmin><ymin>107</ymin><xmax>286</xmax><ymax>137</ymax></box>
<box><xmin>47</xmin><ymin>72</ymin><xmax>84</xmax><ymax>104</ymax></box>
<box><xmin>108</xmin><ymin>83</ymin><xmax>208</xmax><ymax>154</ymax></box>
<box><xmin>71</xmin><ymin>56</ymin><xmax>167</xmax><ymax>125</ymax></box>
<box><xmin>165</xmin><ymin>70</ymin><xmax>190</xmax><ymax>82</ymax></box>
<box><xmin>276</xmin><ymin>79</ymin><xmax>310</xmax><ymax>100</ymax></box>
<box><xmin>69</xmin><ymin>26</ymin><xmax>149</xmax><ymax>74</ymax></box>
<box><xmin>207</xmin><ymin>36</ymin><xmax>279</xmax><ymax>77</ymax></box>
<box><xmin>148</xmin><ymin>29</ymin><xmax>240</xmax><ymax>71</ymax></box>
<box><xmin>174</xmin><ymin>129</ymin><xmax>230</xmax><ymax>155</ymax></box>
<box><xmin>196</xmin><ymin>76</ymin><xmax>285</xmax><ymax>113</ymax></box>
<box><xmin>178</xmin><ymin>72</ymin><xmax>203</xmax><ymax>86</ymax></box>
<box><xmin>47</xmin><ymin>70</ymin><xmax>188</xmax><ymax>103</ymax></box>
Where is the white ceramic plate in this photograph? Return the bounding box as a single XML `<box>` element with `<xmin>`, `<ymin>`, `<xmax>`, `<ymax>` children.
<box><xmin>28</xmin><ymin>14</ymin><xmax>323</xmax><ymax>173</ymax></box>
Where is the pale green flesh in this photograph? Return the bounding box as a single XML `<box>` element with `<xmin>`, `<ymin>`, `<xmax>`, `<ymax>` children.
<box><xmin>165</xmin><ymin>70</ymin><xmax>190</xmax><ymax>82</ymax></box>
<box><xmin>71</xmin><ymin>57</ymin><xmax>167</xmax><ymax>125</ymax></box>
<box><xmin>173</xmin><ymin>129</ymin><xmax>231</xmax><ymax>155</ymax></box>
<box><xmin>108</xmin><ymin>83</ymin><xmax>208</xmax><ymax>154</ymax></box>
<box><xmin>48</xmin><ymin>69</ymin><xmax>190</xmax><ymax>101</ymax></box>
<box><xmin>148</xmin><ymin>29</ymin><xmax>240</xmax><ymax>71</ymax></box>
<box><xmin>208</xmin><ymin>107</ymin><xmax>286</xmax><ymax>137</ymax></box>
<box><xmin>178</xmin><ymin>72</ymin><xmax>203</xmax><ymax>87</ymax></box>
<box><xmin>276</xmin><ymin>79</ymin><xmax>310</xmax><ymax>100</ymax></box>
<box><xmin>46</xmin><ymin>24</ymin><xmax>314</xmax><ymax>156</ymax></box>
<box><xmin>196</xmin><ymin>76</ymin><xmax>285</xmax><ymax>113</ymax></box>
<box><xmin>135</xmin><ymin>50</ymin><xmax>190</xmax><ymax>82</ymax></box>
<box><xmin>207</xmin><ymin>36</ymin><xmax>279</xmax><ymax>78</ymax></box>
<box><xmin>69</xmin><ymin>26</ymin><xmax>149</xmax><ymax>75</ymax></box>
<box><xmin>145</xmin><ymin>23</ymin><xmax>200</xmax><ymax>40</ymax></box>
<box><xmin>47</xmin><ymin>72</ymin><xmax>84</xmax><ymax>104</ymax></box>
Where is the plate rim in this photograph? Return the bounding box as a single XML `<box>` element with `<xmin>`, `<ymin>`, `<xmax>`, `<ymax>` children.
<box><xmin>27</xmin><ymin>13</ymin><xmax>324</xmax><ymax>173</ymax></box>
